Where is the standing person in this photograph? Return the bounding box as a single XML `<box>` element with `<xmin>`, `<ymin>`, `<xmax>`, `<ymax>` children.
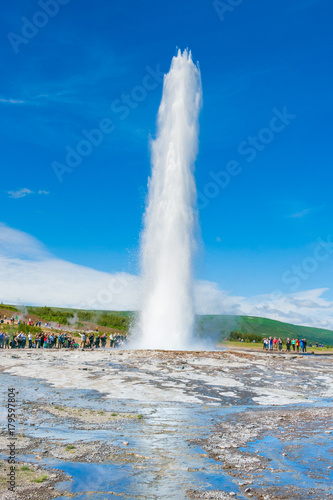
<box><xmin>95</xmin><ymin>335</ymin><xmax>100</xmax><ymax>348</ymax></box>
<box><xmin>296</xmin><ymin>338</ymin><xmax>300</xmax><ymax>352</ymax></box>
<box><xmin>89</xmin><ymin>333</ymin><xmax>94</xmax><ymax>348</ymax></box>
<box><xmin>5</xmin><ymin>332</ymin><xmax>10</xmax><ymax>349</ymax></box>
<box><xmin>292</xmin><ymin>338</ymin><xmax>296</xmax><ymax>351</ymax></box>
<box><xmin>0</xmin><ymin>330</ymin><xmax>4</xmax><ymax>348</ymax></box>
<box><xmin>101</xmin><ymin>334</ymin><xmax>107</xmax><ymax>348</ymax></box>
<box><xmin>16</xmin><ymin>333</ymin><xmax>21</xmax><ymax>349</ymax></box>
<box><xmin>269</xmin><ymin>337</ymin><xmax>273</xmax><ymax>350</ymax></box>
<box><xmin>278</xmin><ymin>338</ymin><xmax>283</xmax><ymax>351</ymax></box>
<box><xmin>28</xmin><ymin>332</ymin><xmax>33</xmax><ymax>349</ymax></box>
<box><xmin>286</xmin><ymin>338</ymin><xmax>291</xmax><ymax>352</ymax></box>
<box><xmin>78</xmin><ymin>332</ymin><xmax>86</xmax><ymax>348</ymax></box>
<box><xmin>110</xmin><ymin>333</ymin><xmax>114</xmax><ymax>348</ymax></box>
<box><xmin>303</xmin><ymin>338</ymin><xmax>307</xmax><ymax>352</ymax></box>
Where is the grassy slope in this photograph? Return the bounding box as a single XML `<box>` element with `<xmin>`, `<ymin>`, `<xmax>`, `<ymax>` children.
<box><xmin>0</xmin><ymin>304</ymin><xmax>132</xmax><ymax>333</ymax></box>
<box><xmin>197</xmin><ymin>314</ymin><xmax>333</xmax><ymax>345</ymax></box>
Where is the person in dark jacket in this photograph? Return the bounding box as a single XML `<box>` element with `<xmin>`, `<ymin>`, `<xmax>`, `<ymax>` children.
<box><xmin>286</xmin><ymin>338</ymin><xmax>291</xmax><ymax>351</ymax></box>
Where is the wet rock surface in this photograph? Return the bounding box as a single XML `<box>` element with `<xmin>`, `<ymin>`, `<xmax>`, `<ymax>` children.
<box><xmin>0</xmin><ymin>349</ymin><xmax>332</xmax><ymax>499</ymax></box>
<box><xmin>195</xmin><ymin>406</ymin><xmax>333</xmax><ymax>498</ymax></box>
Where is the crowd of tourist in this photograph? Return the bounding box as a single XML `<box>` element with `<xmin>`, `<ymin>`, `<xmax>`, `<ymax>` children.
<box><xmin>0</xmin><ymin>331</ymin><xmax>126</xmax><ymax>349</ymax></box>
<box><xmin>262</xmin><ymin>337</ymin><xmax>308</xmax><ymax>352</ymax></box>
<box><xmin>0</xmin><ymin>314</ymin><xmax>49</xmax><ymax>328</ymax></box>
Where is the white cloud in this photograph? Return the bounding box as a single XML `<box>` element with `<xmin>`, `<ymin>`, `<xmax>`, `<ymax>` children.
<box><xmin>0</xmin><ymin>223</ymin><xmax>332</xmax><ymax>330</ymax></box>
<box><xmin>237</xmin><ymin>288</ymin><xmax>333</xmax><ymax>330</ymax></box>
<box><xmin>288</xmin><ymin>205</ymin><xmax>324</xmax><ymax>218</ymax></box>
<box><xmin>8</xmin><ymin>188</ymin><xmax>33</xmax><ymax>199</ymax></box>
<box><xmin>0</xmin><ymin>223</ymin><xmax>49</xmax><ymax>260</ymax></box>
<box><xmin>0</xmin><ymin>98</ymin><xmax>26</xmax><ymax>104</ymax></box>
<box><xmin>7</xmin><ymin>189</ymin><xmax>50</xmax><ymax>199</ymax></box>
<box><xmin>288</xmin><ymin>208</ymin><xmax>312</xmax><ymax>218</ymax></box>
<box><xmin>0</xmin><ymin>223</ymin><xmax>139</xmax><ymax>310</ymax></box>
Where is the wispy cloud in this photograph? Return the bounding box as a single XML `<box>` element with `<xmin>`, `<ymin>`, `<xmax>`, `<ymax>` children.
<box><xmin>0</xmin><ymin>98</ymin><xmax>26</xmax><ymax>104</ymax></box>
<box><xmin>8</xmin><ymin>188</ymin><xmax>33</xmax><ymax>199</ymax></box>
<box><xmin>3</xmin><ymin>56</ymin><xmax>127</xmax><ymax>108</ymax></box>
<box><xmin>288</xmin><ymin>205</ymin><xmax>324</xmax><ymax>218</ymax></box>
<box><xmin>288</xmin><ymin>208</ymin><xmax>313</xmax><ymax>218</ymax></box>
<box><xmin>7</xmin><ymin>189</ymin><xmax>49</xmax><ymax>199</ymax></box>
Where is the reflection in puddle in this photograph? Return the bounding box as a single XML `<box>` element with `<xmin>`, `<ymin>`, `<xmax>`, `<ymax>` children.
<box><xmin>240</xmin><ymin>433</ymin><xmax>333</xmax><ymax>494</ymax></box>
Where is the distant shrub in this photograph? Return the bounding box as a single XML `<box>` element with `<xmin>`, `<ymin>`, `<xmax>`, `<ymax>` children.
<box><xmin>228</xmin><ymin>330</ymin><xmax>263</xmax><ymax>343</ymax></box>
<box><xmin>0</xmin><ymin>304</ymin><xmax>18</xmax><ymax>312</ymax></box>
<box><xmin>27</xmin><ymin>306</ymin><xmax>74</xmax><ymax>325</ymax></box>
<box><xmin>98</xmin><ymin>313</ymin><xmax>129</xmax><ymax>330</ymax></box>
<box><xmin>77</xmin><ymin>310</ymin><xmax>93</xmax><ymax>321</ymax></box>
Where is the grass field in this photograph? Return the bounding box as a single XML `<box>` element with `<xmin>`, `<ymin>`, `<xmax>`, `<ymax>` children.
<box><xmin>222</xmin><ymin>340</ymin><xmax>333</xmax><ymax>353</ymax></box>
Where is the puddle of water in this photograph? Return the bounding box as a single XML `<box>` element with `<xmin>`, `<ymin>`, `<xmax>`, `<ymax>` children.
<box><xmin>0</xmin><ymin>446</ymin><xmax>243</xmax><ymax>500</ymax></box>
<box><xmin>240</xmin><ymin>433</ymin><xmax>333</xmax><ymax>494</ymax></box>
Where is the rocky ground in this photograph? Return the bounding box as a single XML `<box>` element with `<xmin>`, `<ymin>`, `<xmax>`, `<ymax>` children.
<box><xmin>0</xmin><ymin>460</ymin><xmax>69</xmax><ymax>500</ymax></box>
<box><xmin>0</xmin><ymin>348</ymin><xmax>332</xmax><ymax>499</ymax></box>
<box><xmin>190</xmin><ymin>406</ymin><xmax>333</xmax><ymax>499</ymax></box>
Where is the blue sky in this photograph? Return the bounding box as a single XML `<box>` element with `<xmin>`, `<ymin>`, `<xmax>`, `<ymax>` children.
<box><xmin>1</xmin><ymin>0</ymin><xmax>333</xmax><ymax>327</ymax></box>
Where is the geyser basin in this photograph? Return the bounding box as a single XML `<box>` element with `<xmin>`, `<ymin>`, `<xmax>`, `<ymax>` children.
<box><xmin>133</xmin><ymin>49</ymin><xmax>202</xmax><ymax>350</ymax></box>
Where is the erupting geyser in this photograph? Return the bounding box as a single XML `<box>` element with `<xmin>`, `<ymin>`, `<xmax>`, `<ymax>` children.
<box><xmin>134</xmin><ymin>49</ymin><xmax>202</xmax><ymax>349</ymax></box>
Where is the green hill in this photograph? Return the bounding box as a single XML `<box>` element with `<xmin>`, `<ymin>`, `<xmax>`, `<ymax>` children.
<box><xmin>196</xmin><ymin>314</ymin><xmax>333</xmax><ymax>345</ymax></box>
